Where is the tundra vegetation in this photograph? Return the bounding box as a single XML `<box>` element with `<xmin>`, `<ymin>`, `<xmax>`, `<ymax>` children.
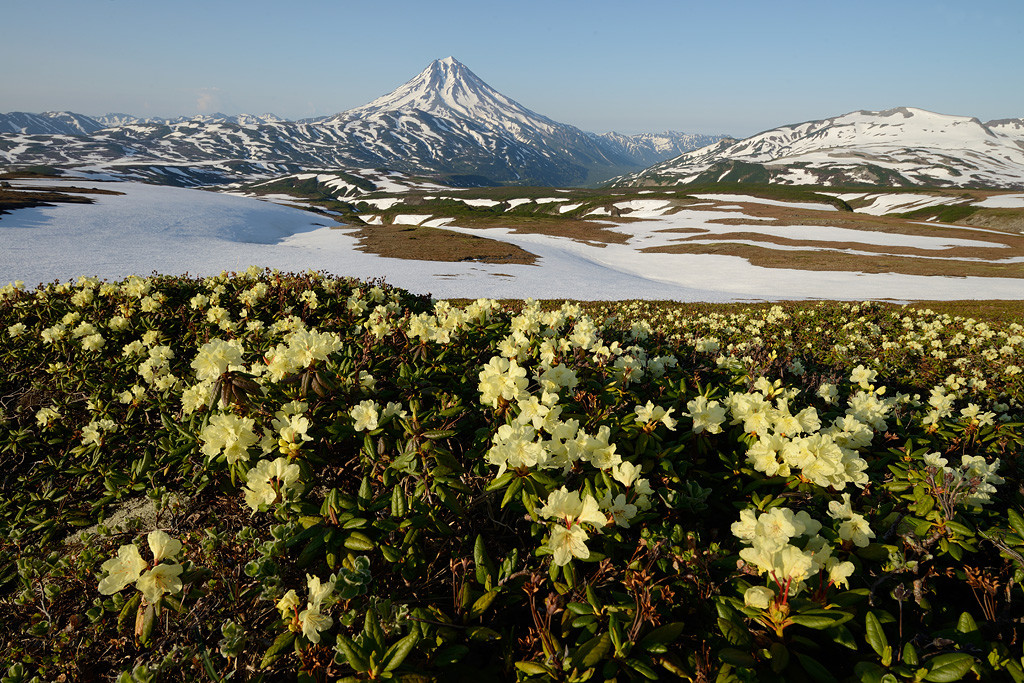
<box><xmin>0</xmin><ymin>268</ymin><xmax>1022</xmax><ymax>682</ymax></box>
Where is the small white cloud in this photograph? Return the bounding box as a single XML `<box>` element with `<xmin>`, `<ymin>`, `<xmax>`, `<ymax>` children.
<box><xmin>196</xmin><ymin>87</ymin><xmax>221</xmax><ymax>112</ymax></box>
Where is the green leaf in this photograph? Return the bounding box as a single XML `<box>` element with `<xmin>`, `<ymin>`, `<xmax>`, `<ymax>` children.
<box><xmin>626</xmin><ymin>657</ymin><xmax>659</xmax><ymax>680</ymax></box>
<box><xmin>467</xmin><ymin>626</ymin><xmax>501</xmax><ymax>641</ymax></box>
<box><xmin>790</xmin><ymin>609</ymin><xmax>853</xmax><ymax>630</ymax></box>
<box><xmin>830</xmin><ymin>624</ymin><xmax>859</xmax><ymax>651</ymax></box>
<box><xmin>473</xmin><ymin>535</ymin><xmax>497</xmax><ymax>586</ymax></box>
<box><xmin>796</xmin><ymin>652</ymin><xmax>839</xmax><ymax>682</ymax></box>
<box><xmin>924</xmin><ymin>653</ymin><xmax>975</xmax><ymax>682</ymax></box>
<box><xmin>432</xmin><ymin>644</ymin><xmax>469</xmax><ymax>666</ymax></box>
<box><xmin>501</xmin><ymin>477</ymin><xmax>523</xmax><ymax>509</ymax></box>
<box><xmin>853</xmin><ymin>661</ymin><xmax>886</xmax><ymax>683</ymax></box>
<box><xmin>117</xmin><ymin>591</ymin><xmax>142</xmax><ymax>633</ymax></box>
<box><xmin>135</xmin><ymin>601</ymin><xmax>155</xmax><ymax>646</ymax></box>
<box><xmin>381</xmin><ymin>632</ymin><xmax>419</xmax><ymax>672</ymax></box>
<box><xmin>568</xmin><ymin>601</ymin><xmax>595</xmax><ymax>616</ymax></box>
<box><xmin>336</xmin><ymin>633</ymin><xmax>370</xmax><ymax>672</ymax></box>
<box><xmin>609</xmin><ymin>612</ymin><xmax>625</xmax><ymax>655</ymax></box>
<box><xmin>1008</xmin><ymin>509</ymin><xmax>1024</xmax><ymax>539</ymax></box>
<box><xmin>945</xmin><ymin>520</ymin><xmax>973</xmax><ymax>537</ymax></box>
<box><xmin>366</xmin><ymin>608</ymin><xmax>386</xmax><ymax>652</ymax></box>
<box><xmin>769</xmin><ymin>642</ymin><xmax>790</xmax><ymax>674</ymax></box>
<box><xmin>260</xmin><ymin>631</ymin><xmax>296</xmax><ymax>669</ymax></box>
<box><xmin>570</xmin><ymin>632</ymin><xmax>612</xmax><ymax>670</ymax></box>
<box><xmin>902</xmin><ymin>642</ymin><xmax>919</xmax><ymax>666</ymax></box>
<box><xmin>719</xmin><ymin>648</ymin><xmax>757</xmax><ymax>668</ymax></box>
<box><xmin>638</xmin><ymin>622</ymin><xmax>685</xmax><ymax>649</ymax></box>
<box><xmin>956</xmin><ymin>611</ymin><xmax>978</xmax><ymax>634</ymax></box>
<box><xmin>344</xmin><ymin>531</ymin><xmax>375</xmax><ymax>552</ymax></box>
<box><xmin>515</xmin><ymin>661</ymin><xmax>551</xmax><ymax>676</ymax></box>
<box><xmin>390</xmin><ymin>486</ymin><xmax>407</xmax><ymax>518</ymax></box>
<box><xmin>865</xmin><ymin>611</ymin><xmax>888</xmax><ymax>657</ymax></box>
<box><xmin>484</xmin><ymin>471</ymin><xmax>515</xmax><ymax>492</ymax></box>
<box><xmin>468</xmin><ymin>590</ymin><xmax>499</xmax><ymax>620</ymax></box>
<box><xmin>717</xmin><ymin>611</ymin><xmax>752</xmax><ymax>647</ymax></box>
<box><xmin>358</xmin><ymin>476</ymin><xmax>372</xmax><ymax>509</ymax></box>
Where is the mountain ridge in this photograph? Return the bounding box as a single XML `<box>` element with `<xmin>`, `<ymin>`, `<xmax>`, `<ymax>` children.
<box><xmin>0</xmin><ymin>58</ymin><xmax>724</xmax><ymax>187</ymax></box>
<box><xmin>612</xmin><ymin>106</ymin><xmax>1024</xmax><ymax>189</ymax></box>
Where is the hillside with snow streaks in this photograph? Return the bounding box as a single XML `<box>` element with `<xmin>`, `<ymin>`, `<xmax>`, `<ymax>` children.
<box><xmin>0</xmin><ymin>111</ymin><xmax>107</xmax><ymax>136</ymax></box>
<box><xmin>0</xmin><ymin>58</ymin><xmax>724</xmax><ymax>188</ymax></box>
<box><xmin>613</xmin><ymin>107</ymin><xmax>1024</xmax><ymax>189</ymax></box>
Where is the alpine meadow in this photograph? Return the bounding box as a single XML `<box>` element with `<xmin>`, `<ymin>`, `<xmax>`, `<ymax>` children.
<box><xmin>2</xmin><ymin>29</ymin><xmax>1024</xmax><ymax>683</ymax></box>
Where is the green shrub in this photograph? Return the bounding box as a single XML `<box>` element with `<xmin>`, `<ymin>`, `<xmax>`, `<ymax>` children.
<box><xmin>1</xmin><ymin>272</ymin><xmax>1022</xmax><ymax>680</ymax></box>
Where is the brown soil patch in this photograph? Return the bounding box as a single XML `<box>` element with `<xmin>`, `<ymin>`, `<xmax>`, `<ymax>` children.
<box><xmin>348</xmin><ymin>224</ymin><xmax>538</xmax><ymax>265</ymax></box>
<box><xmin>10</xmin><ymin>184</ymin><xmax>124</xmax><ymax>196</ymax></box>
<box><xmin>701</xmin><ymin>202</ymin><xmax>1019</xmax><ymax>246</ymax></box>
<box><xmin>453</xmin><ymin>216</ymin><xmax>632</xmax><ymax>246</ymax></box>
<box><xmin>664</xmin><ymin>230</ymin><xmax>1024</xmax><ymax>260</ymax></box>
<box><xmin>0</xmin><ymin>185</ymin><xmax>124</xmax><ymax>218</ymax></box>
<box><xmin>651</xmin><ymin>226</ymin><xmax>706</xmax><ymax>235</ymax></box>
<box><xmin>643</xmin><ymin>242</ymin><xmax>1024</xmax><ymax>278</ymax></box>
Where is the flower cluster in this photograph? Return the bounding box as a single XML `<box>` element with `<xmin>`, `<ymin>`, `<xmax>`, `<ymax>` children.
<box><xmin>98</xmin><ymin>530</ymin><xmax>184</xmax><ymax>604</ymax></box>
<box><xmin>732</xmin><ymin>507</ymin><xmax>856</xmax><ymax>605</ymax></box>
<box><xmin>277</xmin><ymin>574</ymin><xmax>336</xmax><ymax>644</ymax></box>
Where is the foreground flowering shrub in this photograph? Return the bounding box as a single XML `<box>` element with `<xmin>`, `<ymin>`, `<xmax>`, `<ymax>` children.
<box><xmin>0</xmin><ymin>270</ymin><xmax>1022</xmax><ymax>681</ymax></box>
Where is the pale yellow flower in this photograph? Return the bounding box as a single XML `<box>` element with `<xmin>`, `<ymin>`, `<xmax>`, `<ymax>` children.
<box><xmin>549</xmin><ymin>525</ymin><xmax>591</xmax><ymax>566</ymax></box>
<box><xmin>147</xmin><ymin>530</ymin><xmax>182</xmax><ymax>564</ymax></box>
<box><xmin>299</xmin><ymin>606</ymin><xmax>333</xmax><ymax>643</ymax></box>
<box><xmin>277</xmin><ymin>589</ymin><xmax>300</xmax><ymax>619</ymax></box>
<box><xmin>350</xmin><ymin>400</ymin><xmax>380</xmax><ymax>432</ymax></box>
<box><xmin>191</xmin><ymin>338</ymin><xmax>245</xmax><ymax>382</ymax></box>
<box><xmin>743</xmin><ymin>585</ymin><xmax>775</xmax><ymax>609</ymax></box>
<box><xmin>136</xmin><ymin>563</ymin><xmax>183</xmax><ymax>603</ymax></box>
<box><xmin>98</xmin><ymin>544</ymin><xmax>147</xmax><ymax>595</ymax></box>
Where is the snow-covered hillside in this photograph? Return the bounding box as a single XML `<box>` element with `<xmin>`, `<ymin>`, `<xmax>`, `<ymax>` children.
<box><xmin>0</xmin><ymin>111</ymin><xmax>106</xmax><ymax>136</ymax></box>
<box><xmin>614</xmin><ymin>107</ymin><xmax>1024</xmax><ymax>189</ymax></box>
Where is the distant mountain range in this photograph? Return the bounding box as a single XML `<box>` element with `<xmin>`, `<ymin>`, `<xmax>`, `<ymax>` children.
<box><xmin>5</xmin><ymin>65</ymin><xmax>1023</xmax><ymax>191</ymax></box>
<box><xmin>0</xmin><ymin>58</ymin><xmax>723</xmax><ymax>187</ymax></box>
<box><xmin>611</xmin><ymin>107</ymin><xmax>1024</xmax><ymax>189</ymax></box>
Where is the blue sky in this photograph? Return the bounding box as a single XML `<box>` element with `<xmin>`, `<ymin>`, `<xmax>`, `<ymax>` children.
<box><xmin>2</xmin><ymin>0</ymin><xmax>1022</xmax><ymax>137</ymax></box>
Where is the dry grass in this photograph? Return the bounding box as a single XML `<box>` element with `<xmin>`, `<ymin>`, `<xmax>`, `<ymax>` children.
<box><xmin>345</xmin><ymin>223</ymin><xmax>537</xmax><ymax>265</ymax></box>
<box><xmin>956</xmin><ymin>209</ymin><xmax>1024</xmax><ymax>233</ymax></box>
<box><xmin>641</xmin><ymin>241</ymin><xmax>1024</xmax><ymax>278</ymax></box>
<box><xmin>0</xmin><ymin>185</ymin><xmax>123</xmax><ymax>217</ymax></box>
<box><xmin>700</xmin><ymin>200</ymin><xmax>1015</xmax><ymax>242</ymax></box>
<box><xmin>903</xmin><ymin>298</ymin><xmax>1024</xmax><ymax>322</ymax></box>
<box><xmin>663</xmin><ymin>230</ymin><xmax>1022</xmax><ymax>259</ymax></box>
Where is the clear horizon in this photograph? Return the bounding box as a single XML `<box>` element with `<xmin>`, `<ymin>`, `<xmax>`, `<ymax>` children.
<box><xmin>2</xmin><ymin>0</ymin><xmax>1022</xmax><ymax>138</ymax></box>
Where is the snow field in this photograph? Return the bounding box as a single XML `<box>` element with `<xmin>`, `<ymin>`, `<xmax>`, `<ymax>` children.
<box><xmin>2</xmin><ymin>180</ymin><xmax>1022</xmax><ymax>302</ymax></box>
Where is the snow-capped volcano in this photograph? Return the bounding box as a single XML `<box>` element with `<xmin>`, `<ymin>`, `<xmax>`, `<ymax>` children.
<box><xmin>614</xmin><ymin>107</ymin><xmax>1024</xmax><ymax>189</ymax></box>
<box><xmin>0</xmin><ymin>58</ymin><xmax>723</xmax><ymax>187</ymax></box>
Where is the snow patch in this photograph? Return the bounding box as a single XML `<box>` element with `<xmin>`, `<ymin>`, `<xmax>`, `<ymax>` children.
<box><xmin>852</xmin><ymin>193</ymin><xmax>968</xmax><ymax>216</ymax></box>
<box><xmin>974</xmin><ymin>193</ymin><xmax>1024</xmax><ymax>209</ymax></box>
<box><xmin>691</xmin><ymin>194</ymin><xmax>838</xmax><ymax>212</ymax></box>
<box><xmin>392</xmin><ymin>214</ymin><xmax>432</xmax><ymax>226</ymax></box>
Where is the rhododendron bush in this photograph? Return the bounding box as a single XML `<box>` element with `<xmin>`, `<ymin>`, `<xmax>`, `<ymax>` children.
<box><xmin>1</xmin><ymin>269</ymin><xmax>1022</xmax><ymax>681</ymax></box>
